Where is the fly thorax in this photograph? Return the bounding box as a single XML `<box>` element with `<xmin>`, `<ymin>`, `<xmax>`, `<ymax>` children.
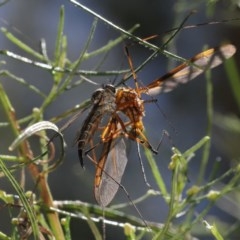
<box><xmin>115</xmin><ymin>88</ymin><xmax>145</xmax><ymax>116</ymax></box>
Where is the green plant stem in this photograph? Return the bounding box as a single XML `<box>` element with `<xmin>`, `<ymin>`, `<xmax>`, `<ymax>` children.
<box><xmin>144</xmin><ymin>148</ymin><xmax>168</xmax><ymax>199</ymax></box>
<box><xmin>69</xmin><ymin>0</ymin><xmax>189</xmax><ymax>65</ymax></box>
<box><xmin>1</xmin><ymin>27</ymin><xmax>45</xmax><ymax>61</ymax></box>
<box><xmin>197</xmin><ymin>69</ymin><xmax>213</xmax><ymax>184</ymax></box>
<box><xmin>0</xmin><ymin>83</ymin><xmax>65</xmax><ymax>239</ymax></box>
<box><xmin>224</xmin><ymin>56</ymin><xmax>240</xmax><ymax>111</ymax></box>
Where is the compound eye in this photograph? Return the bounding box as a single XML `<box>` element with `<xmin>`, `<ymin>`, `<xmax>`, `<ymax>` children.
<box><xmin>105</xmin><ymin>84</ymin><xmax>116</xmax><ymax>93</ymax></box>
<box><xmin>91</xmin><ymin>88</ymin><xmax>103</xmax><ymax>103</ymax></box>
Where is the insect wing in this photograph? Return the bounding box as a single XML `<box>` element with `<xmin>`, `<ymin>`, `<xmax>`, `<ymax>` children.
<box><xmin>145</xmin><ymin>44</ymin><xmax>236</xmax><ymax>95</ymax></box>
<box><xmin>94</xmin><ymin>137</ymin><xmax>128</xmax><ymax>207</ymax></box>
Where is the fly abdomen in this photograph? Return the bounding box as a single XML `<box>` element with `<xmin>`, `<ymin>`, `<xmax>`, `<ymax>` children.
<box><xmin>76</xmin><ymin>84</ymin><xmax>117</xmax><ymax>167</ymax></box>
<box><xmin>77</xmin><ymin>109</ymin><xmax>103</xmax><ymax>167</ymax></box>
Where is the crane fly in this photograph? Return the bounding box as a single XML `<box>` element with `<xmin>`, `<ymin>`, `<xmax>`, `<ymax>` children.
<box><xmin>76</xmin><ymin>44</ymin><xmax>236</xmax><ymax>207</ymax></box>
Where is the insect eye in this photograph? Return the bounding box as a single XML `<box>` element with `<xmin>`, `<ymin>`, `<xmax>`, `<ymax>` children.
<box><xmin>105</xmin><ymin>84</ymin><xmax>116</xmax><ymax>93</ymax></box>
<box><xmin>91</xmin><ymin>89</ymin><xmax>103</xmax><ymax>103</ymax></box>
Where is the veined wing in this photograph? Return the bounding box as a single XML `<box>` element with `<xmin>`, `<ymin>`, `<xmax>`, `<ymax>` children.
<box><xmin>143</xmin><ymin>44</ymin><xmax>236</xmax><ymax>95</ymax></box>
<box><xmin>94</xmin><ymin>118</ymin><xmax>128</xmax><ymax>207</ymax></box>
<box><xmin>94</xmin><ymin>137</ymin><xmax>127</xmax><ymax>207</ymax></box>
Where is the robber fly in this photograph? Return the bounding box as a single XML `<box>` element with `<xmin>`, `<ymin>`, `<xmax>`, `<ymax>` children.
<box><xmin>76</xmin><ymin>44</ymin><xmax>236</xmax><ymax>207</ymax></box>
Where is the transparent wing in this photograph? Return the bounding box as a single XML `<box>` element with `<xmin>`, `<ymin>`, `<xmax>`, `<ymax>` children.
<box><xmin>94</xmin><ymin>137</ymin><xmax>128</xmax><ymax>207</ymax></box>
<box><xmin>144</xmin><ymin>44</ymin><xmax>236</xmax><ymax>95</ymax></box>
